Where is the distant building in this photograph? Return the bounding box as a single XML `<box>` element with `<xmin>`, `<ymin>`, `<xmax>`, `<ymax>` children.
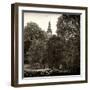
<box><xmin>47</xmin><ymin>21</ymin><xmax>52</xmax><ymax>38</ymax></box>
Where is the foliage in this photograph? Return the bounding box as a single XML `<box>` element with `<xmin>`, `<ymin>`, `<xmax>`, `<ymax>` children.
<box><xmin>24</xmin><ymin>22</ymin><xmax>47</xmax><ymax>67</ymax></box>
<box><xmin>47</xmin><ymin>35</ymin><xmax>64</xmax><ymax>69</ymax></box>
<box><xmin>56</xmin><ymin>14</ymin><xmax>80</xmax><ymax>73</ymax></box>
<box><xmin>24</xmin><ymin>14</ymin><xmax>80</xmax><ymax>76</ymax></box>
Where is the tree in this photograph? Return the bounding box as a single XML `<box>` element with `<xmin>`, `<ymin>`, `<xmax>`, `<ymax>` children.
<box><xmin>56</xmin><ymin>14</ymin><xmax>80</xmax><ymax>73</ymax></box>
<box><xmin>47</xmin><ymin>35</ymin><xmax>64</xmax><ymax>69</ymax></box>
<box><xmin>24</xmin><ymin>22</ymin><xmax>47</xmax><ymax>42</ymax></box>
<box><xmin>56</xmin><ymin>14</ymin><xmax>80</xmax><ymax>40</ymax></box>
<box><xmin>24</xmin><ymin>22</ymin><xmax>47</xmax><ymax>67</ymax></box>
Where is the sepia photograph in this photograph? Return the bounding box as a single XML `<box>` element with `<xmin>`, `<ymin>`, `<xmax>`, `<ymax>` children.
<box><xmin>23</xmin><ymin>12</ymin><xmax>80</xmax><ymax>77</ymax></box>
<box><xmin>11</xmin><ymin>3</ymin><xmax>87</xmax><ymax>87</ymax></box>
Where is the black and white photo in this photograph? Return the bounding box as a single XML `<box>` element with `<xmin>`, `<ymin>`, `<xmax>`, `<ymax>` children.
<box><xmin>24</xmin><ymin>12</ymin><xmax>80</xmax><ymax>77</ymax></box>
<box><xmin>11</xmin><ymin>3</ymin><xmax>88</xmax><ymax>87</ymax></box>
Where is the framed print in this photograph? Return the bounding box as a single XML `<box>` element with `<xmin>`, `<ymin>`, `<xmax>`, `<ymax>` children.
<box><xmin>11</xmin><ymin>3</ymin><xmax>88</xmax><ymax>87</ymax></box>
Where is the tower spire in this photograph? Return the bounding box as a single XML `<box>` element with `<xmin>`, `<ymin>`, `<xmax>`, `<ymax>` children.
<box><xmin>47</xmin><ymin>21</ymin><xmax>52</xmax><ymax>38</ymax></box>
<box><xmin>47</xmin><ymin>21</ymin><xmax>52</xmax><ymax>33</ymax></box>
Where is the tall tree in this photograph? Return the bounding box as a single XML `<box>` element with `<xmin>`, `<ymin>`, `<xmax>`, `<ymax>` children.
<box><xmin>56</xmin><ymin>14</ymin><xmax>80</xmax><ymax>73</ymax></box>
<box><xmin>47</xmin><ymin>35</ymin><xmax>64</xmax><ymax>69</ymax></box>
<box><xmin>24</xmin><ymin>22</ymin><xmax>47</xmax><ymax>67</ymax></box>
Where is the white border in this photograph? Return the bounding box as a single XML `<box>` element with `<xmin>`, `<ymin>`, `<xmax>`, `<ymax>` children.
<box><xmin>18</xmin><ymin>6</ymin><xmax>86</xmax><ymax>84</ymax></box>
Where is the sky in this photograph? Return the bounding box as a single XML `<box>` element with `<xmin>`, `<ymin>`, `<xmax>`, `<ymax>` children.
<box><xmin>24</xmin><ymin>12</ymin><xmax>61</xmax><ymax>34</ymax></box>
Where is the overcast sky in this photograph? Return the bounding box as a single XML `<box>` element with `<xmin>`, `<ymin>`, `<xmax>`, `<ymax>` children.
<box><xmin>24</xmin><ymin>12</ymin><xmax>61</xmax><ymax>34</ymax></box>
